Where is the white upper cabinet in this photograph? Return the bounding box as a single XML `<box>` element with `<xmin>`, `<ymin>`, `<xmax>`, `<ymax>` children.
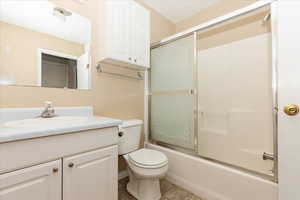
<box><xmin>132</xmin><ymin>2</ymin><xmax>150</xmax><ymax>68</ymax></box>
<box><xmin>98</xmin><ymin>0</ymin><xmax>150</xmax><ymax>69</ymax></box>
<box><xmin>105</xmin><ymin>0</ymin><xmax>132</xmax><ymax>64</ymax></box>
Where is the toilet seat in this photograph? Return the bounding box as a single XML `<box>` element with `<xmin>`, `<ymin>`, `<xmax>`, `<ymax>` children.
<box><xmin>128</xmin><ymin>148</ymin><xmax>168</xmax><ymax>169</ymax></box>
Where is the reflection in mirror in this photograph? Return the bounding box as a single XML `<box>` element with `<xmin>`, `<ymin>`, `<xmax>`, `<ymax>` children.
<box><xmin>0</xmin><ymin>0</ymin><xmax>91</xmax><ymax>89</ymax></box>
<box><xmin>42</xmin><ymin>53</ymin><xmax>77</xmax><ymax>89</ymax></box>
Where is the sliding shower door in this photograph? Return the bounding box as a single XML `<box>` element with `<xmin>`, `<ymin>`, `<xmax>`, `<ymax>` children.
<box><xmin>150</xmin><ymin>4</ymin><xmax>275</xmax><ymax>178</ymax></box>
<box><xmin>197</xmin><ymin>5</ymin><xmax>274</xmax><ymax>175</ymax></box>
<box><xmin>150</xmin><ymin>35</ymin><xmax>196</xmax><ymax>150</ymax></box>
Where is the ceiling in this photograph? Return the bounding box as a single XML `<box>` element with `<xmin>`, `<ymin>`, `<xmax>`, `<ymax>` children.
<box><xmin>141</xmin><ymin>0</ymin><xmax>221</xmax><ymax>23</ymax></box>
<box><xmin>0</xmin><ymin>0</ymin><xmax>91</xmax><ymax>45</ymax></box>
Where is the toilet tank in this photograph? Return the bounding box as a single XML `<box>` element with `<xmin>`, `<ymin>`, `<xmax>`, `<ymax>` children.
<box><xmin>118</xmin><ymin>120</ymin><xmax>143</xmax><ymax>155</ymax></box>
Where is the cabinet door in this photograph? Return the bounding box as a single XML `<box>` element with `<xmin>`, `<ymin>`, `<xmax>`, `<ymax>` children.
<box><xmin>0</xmin><ymin>160</ymin><xmax>61</xmax><ymax>200</ymax></box>
<box><xmin>132</xmin><ymin>1</ymin><xmax>150</xmax><ymax>68</ymax></box>
<box><xmin>106</xmin><ymin>0</ymin><xmax>132</xmax><ymax>64</ymax></box>
<box><xmin>63</xmin><ymin>146</ymin><xmax>118</xmax><ymax>200</ymax></box>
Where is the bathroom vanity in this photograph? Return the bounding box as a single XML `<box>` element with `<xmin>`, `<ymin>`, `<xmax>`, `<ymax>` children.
<box><xmin>0</xmin><ymin>107</ymin><xmax>122</xmax><ymax>200</ymax></box>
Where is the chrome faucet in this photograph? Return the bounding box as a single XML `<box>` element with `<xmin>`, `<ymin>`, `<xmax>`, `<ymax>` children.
<box><xmin>40</xmin><ymin>101</ymin><xmax>56</xmax><ymax>118</ymax></box>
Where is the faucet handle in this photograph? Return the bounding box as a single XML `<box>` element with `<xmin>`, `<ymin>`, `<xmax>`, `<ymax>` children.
<box><xmin>40</xmin><ymin>101</ymin><xmax>55</xmax><ymax>118</ymax></box>
<box><xmin>44</xmin><ymin>101</ymin><xmax>53</xmax><ymax>108</ymax></box>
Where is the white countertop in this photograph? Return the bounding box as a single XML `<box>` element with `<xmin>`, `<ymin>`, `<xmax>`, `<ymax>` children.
<box><xmin>0</xmin><ymin>116</ymin><xmax>122</xmax><ymax>143</ymax></box>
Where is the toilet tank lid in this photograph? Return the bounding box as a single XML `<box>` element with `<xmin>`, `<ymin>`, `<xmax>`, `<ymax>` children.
<box><xmin>120</xmin><ymin>119</ymin><xmax>143</xmax><ymax>128</ymax></box>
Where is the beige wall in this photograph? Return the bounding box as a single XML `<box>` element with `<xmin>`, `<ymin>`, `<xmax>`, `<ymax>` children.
<box><xmin>138</xmin><ymin>0</ymin><xmax>261</xmax><ymax>44</ymax></box>
<box><xmin>175</xmin><ymin>0</ymin><xmax>257</xmax><ymax>33</ymax></box>
<box><xmin>198</xmin><ymin>8</ymin><xmax>270</xmax><ymax>51</ymax></box>
<box><xmin>0</xmin><ymin>21</ymin><xmax>84</xmax><ymax>86</ymax></box>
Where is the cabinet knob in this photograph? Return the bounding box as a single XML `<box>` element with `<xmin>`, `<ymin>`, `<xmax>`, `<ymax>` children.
<box><xmin>129</xmin><ymin>57</ymin><xmax>132</xmax><ymax>61</ymax></box>
<box><xmin>118</xmin><ymin>132</ymin><xmax>124</xmax><ymax>137</ymax></box>
<box><xmin>134</xmin><ymin>59</ymin><xmax>137</xmax><ymax>63</ymax></box>
<box><xmin>68</xmin><ymin>163</ymin><xmax>74</xmax><ymax>168</ymax></box>
<box><xmin>53</xmin><ymin>168</ymin><xmax>59</xmax><ymax>173</ymax></box>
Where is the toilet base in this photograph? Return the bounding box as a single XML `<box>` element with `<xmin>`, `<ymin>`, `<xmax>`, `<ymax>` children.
<box><xmin>126</xmin><ymin>168</ymin><xmax>161</xmax><ymax>200</ymax></box>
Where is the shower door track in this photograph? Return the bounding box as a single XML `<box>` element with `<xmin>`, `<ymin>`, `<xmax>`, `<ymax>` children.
<box><xmin>148</xmin><ymin>0</ymin><xmax>278</xmax><ymax>183</ymax></box>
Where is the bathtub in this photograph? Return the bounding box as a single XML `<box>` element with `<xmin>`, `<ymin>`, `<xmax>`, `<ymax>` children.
<box><xmin>147</xmin><ymin>143</ymin><xmax>278</xmax><ymax>200</ymax></box>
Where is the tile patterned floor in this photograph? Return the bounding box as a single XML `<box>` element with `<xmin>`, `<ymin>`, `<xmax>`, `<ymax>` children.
<box><xmin>118</xmin><ymin>177</ymin><xmax>204</xmax><ymax>200</ymax></box>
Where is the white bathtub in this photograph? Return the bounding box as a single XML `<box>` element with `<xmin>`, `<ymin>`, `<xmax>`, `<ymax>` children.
<box><xmin>147</xmin><ymin>143</ymin><xmax>278</xmax><ymax>200</ymax></box>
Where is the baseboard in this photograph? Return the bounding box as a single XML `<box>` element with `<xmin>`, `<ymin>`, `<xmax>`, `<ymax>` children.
<box><xmin>166</xmin><ymin>173</ymin><xmax>230</xmax><ymax>200</ymax></box>
<box><xmin>118</xmin><ymin>170</ymin><xmax>129</xmax><ymax>180</ymax></box>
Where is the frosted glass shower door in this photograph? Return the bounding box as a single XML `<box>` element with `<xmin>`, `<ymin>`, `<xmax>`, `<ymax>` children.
<box><xmin>197</xmin><ymin>7</ymin><xmax>274</xmax><ymax>175</ymax></box>
<box><xmin>150</xmin><ymin>35</ymin><xmax>195</xmax><ymax>150</ymax></box>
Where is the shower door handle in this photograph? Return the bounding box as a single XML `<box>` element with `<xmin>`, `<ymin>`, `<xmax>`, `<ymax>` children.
<box><xmin>190</xmin><ymin>89</ymin><xmax>196</xmax><ymax>95</ymax></box>
<box><xmin>263</xmin><ymin>152</ymin><xmax>274</xmax><ymax>161</ymax></box>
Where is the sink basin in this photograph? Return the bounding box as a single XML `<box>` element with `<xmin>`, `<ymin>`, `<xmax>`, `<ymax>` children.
<box><xmin>4</xmin><ymin>116</ymin><xmax>88</xmax><ymax>128</ymax></box>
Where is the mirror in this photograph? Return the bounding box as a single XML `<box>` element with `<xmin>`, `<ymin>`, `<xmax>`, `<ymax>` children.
<box><xmin>0</xmin><ymin>0</ymin><xmax>92</xmax><ymax>89</ymax></box>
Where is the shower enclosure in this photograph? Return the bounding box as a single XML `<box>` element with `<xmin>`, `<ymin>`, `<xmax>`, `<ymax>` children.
<box><xmin>149</xmin><ymin>1</ymin><xmax>277</xmax><ymax>181</ymax></box>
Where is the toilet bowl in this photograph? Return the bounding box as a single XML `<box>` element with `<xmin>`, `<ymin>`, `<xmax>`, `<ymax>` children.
<box><xmin>118</xmin><ymin>120</ymin><xmax>168</xmax><ymax>200</ymax></box>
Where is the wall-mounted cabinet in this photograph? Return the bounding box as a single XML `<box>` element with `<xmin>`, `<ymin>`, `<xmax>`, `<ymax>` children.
<box><xmin>98</xmin><ymin>0</ymin><xmax>150</xmax><ymax>69</ymax></box>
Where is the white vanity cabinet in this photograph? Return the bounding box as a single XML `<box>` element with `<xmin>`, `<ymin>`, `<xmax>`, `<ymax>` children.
<box><xmin>63</xmin><ymin>146</ymin><xmax>118</xmax><ymax>200</ymax></box>
<box><xmin>0</xmin><ymin>127</ymin><xmax>119</xmax><ymax>200</ymax></box>
<box><xmin>0</xmin><ymin>160</ymin><xmax>62</xmax><ymax>200</ymax></box>
<box><xmin>98</xmin><ymin>0</ymin><xmax>150</xmax><ymax>69</ymax></box>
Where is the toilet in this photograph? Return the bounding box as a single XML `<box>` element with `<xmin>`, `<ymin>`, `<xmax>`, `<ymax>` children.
<box><xmin>118</xmin><ymin>120</ymin><xmax>168</xmax><ymax>200</ymax></box>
